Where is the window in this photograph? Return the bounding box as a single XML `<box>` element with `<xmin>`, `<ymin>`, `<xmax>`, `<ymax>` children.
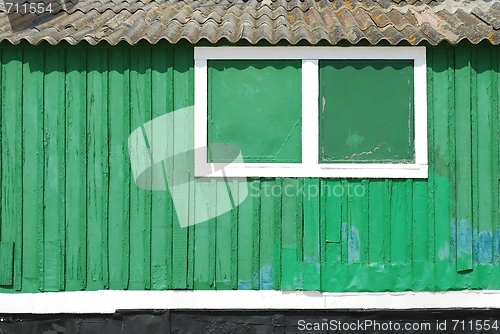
<box><xmin>194</xmin><ymin>47</ymin><xmax>427</xmax><ymax>178</ymax></box>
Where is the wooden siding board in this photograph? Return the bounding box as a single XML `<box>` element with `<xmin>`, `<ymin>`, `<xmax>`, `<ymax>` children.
<box><xmin>1</xmin><ymin>50</ymin><xmax>23</xmax><ymax>290</ymax></box>
<box><xmin>252</xmin><ymin>179</ymin><xmax>261</xmax><ymax>290</ymax></box>
<box><xmin>150</xmin><ymin>47</ymin><xmax>173</xmax><ymax>290</ymax></box>
<box><xmin>193</xmin><ymin>180</ymin><xmax>216</xmax><ymax>290</ymax></box>
<box><xmin>430</xmin><ymin>47</ymin><xmax>454</xmax><ymax>290</ymax></box>
<box><xmin>43</xmin><ymin>48</ymin><xmax>66</xmax><ymax>292</ymax></box>
<box><xmin>302</xmin><ymin>178</ymin><xmax>320</xmax><ymax>290</ymax></box>
<box><xmin>494</xmin><ymin>48</ymin><xmax>500</xmax><ymax>263</ymax></box>
<box><xmin>237</xmin><ymin>180</ymin><xmax>255</xmax><ymax>290</ymax></box>
<box><xmin>129</xmin><ymin>47</ymin><xmax>152</xmax><ymax>290</ymax></box>
<box><xmin>260</xmin><ymin>179</ymin><xmax>277</xmax><ymax>290</ymax></box>
<box><xmin>476</xmin><ymin>47</ymin><xmax>495</xmax><ymax>265</ymax></box>
<box><xmin>0</xmin><ymin>242</ymin><xmax>14</xmax><ymax>285</ymax></box>
<box><xmin>426</xmin><ymin>50</ymin><xmax>436</xmax><ymax>268</ymax></box>
<box><xmin>171</xmin><ymin>47</ymin><xmax>193</xmax><ymax>289</ymax></box>
<box><xmin>87</xmin><ymin>48</ymin><xmax>110</xmax><ymax>290</ymax></box>
<box><xmin>281</xmin><ymin>178</ymin><xmax>303</xmax><ymax>290</ymax></box>
<box><xmin>22</xmin><ymin>48</ymin><xmax>45</xmax><ymax>293</ymax></box>
<box><xmin>455</xmin><ymin>47</ymin><xmax>474</xmax><ymax>273</ymax></box>
<box><xmin>108</xmin><ymin>48</ymin><xmax>131</xmax><ymax>290</ymax></box>
<box><xmin>215</xmin><ymin>181</ymin><xmax>235</xmax><ymax>290</ymax></box>
<box><xmin>65</xmin><ymin>48</ymin><xmax>88</xmax><ymax>291</ymax></box>
<box><xmin>368</xmin><ymin>180</ymin><xmax>386</xmax><ymax>264</ymax></box>
<box><xmin>390</xmin><ymin>180</ymin><xmax>408</xmax><ymax>264</ymax></box>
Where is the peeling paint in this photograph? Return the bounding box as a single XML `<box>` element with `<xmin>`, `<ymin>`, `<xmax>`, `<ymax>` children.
<box><xmin>258</xmin><ymin>266</ymin><xmax>274</xmax><ymax>290</ymax></box>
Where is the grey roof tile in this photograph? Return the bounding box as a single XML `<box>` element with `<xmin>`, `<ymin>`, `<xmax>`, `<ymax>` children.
<box><xmin>0</xmin><ymin>0</ymin><xmax>498</xmax><ymax>45</ymax></box>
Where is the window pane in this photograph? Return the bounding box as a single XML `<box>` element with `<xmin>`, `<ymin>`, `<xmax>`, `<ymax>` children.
<box><xmin>208</xmin><ymin>60</ymin><xmax>302</xmax><ymax>163</ymax></box>
<box><xmin>319</xmin><ymin>60</ymin><xmax>414</xmax><ymax>163</ymax></box>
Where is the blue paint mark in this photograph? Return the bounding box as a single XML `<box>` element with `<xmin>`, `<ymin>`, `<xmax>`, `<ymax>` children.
<box><xmin>258</xmin><ymin>265</ymin><xmax>274</xmax><ymax>290</ymax></box>
<box><xmin>495</xmin><ymin>230</ymin><xmax>500</xmax><ymax>263</ymax></box>
<box><xmin>450</xmin><ymin>218</ymin><xmax>457</xmax><ymax>264</ymax></box>
<box><xmin>457</xmin><ymin>218</ymin><xmax>472</xmax><ymax>255</ymax></box>
<box><xmin>237</xmin><ymin>280</ymin><xmax>252</xmax><ymax>289</ymax></box>
<box><xmin>451</xmin><ymin>218</ymin><xmax>499</xmax><ymax>265</ymax></box>
<box><xmin>477</xmin><ymin>231</ymin><xmax>493</xmax><ymax>263</ymax></box>
<box><xmin>348</xmin><ymin>226</ymin><xmax>360</xmax><ymax>263</ymax></box>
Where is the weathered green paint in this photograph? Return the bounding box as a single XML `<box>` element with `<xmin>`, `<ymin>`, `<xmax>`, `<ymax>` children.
<box><xmin>208</xmin><ymin>60</ymin><xmax>302</xmax><ymax>163</ymax></box>
<box><xmin>0</xmin><ymin>43</ymin><xmax>499</xmax><ymax>293</ymax></box>
<box><xmin>319</xmin><ymin>60</ymin><xmax>414</xmax><ymax>163</ymax></box>
<box><xmin>0</xmin><ymin>241</ymin><xmax>14</xmax><ymax>285</ymax></box>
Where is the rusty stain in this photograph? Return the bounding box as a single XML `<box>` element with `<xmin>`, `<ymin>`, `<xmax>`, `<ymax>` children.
<box><xmin>345</xmin><ymin>0</ymin><xmax>354</xmax><ymax>10</ymax></box>
<box><xmin>488</xmin><ymin>32</ymin><xmax>495</xmax><ymax>43</ymax></box>
<box><xmin>304</xmin><ymin>15</ymin><xmax>310</xmax><ymax>19</ymax></box>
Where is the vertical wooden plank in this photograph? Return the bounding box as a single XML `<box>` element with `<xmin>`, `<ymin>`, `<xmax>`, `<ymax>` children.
<box><xmin>302</xmin><ymin>178</ymin><xmax>320</xmax><ymax>290</ymax></box>
<box><xmin>493</xmin><ymin>48</ymin><xmax>500</xmax><ymax>263</ymax></box>
<box><xmin>413</xmin><ymin>180</ymin><xmax>429</xmax><ymax>263</ymax></box>
<box><xmin>22</xmin><ymin>47</ymin><xmax>45</xmax><ymax>293</ymax></box>
<box><xmin>324</xmin><ymin>180</ymin><xmax>342</xmax><ymax>245</ymax></box>
<box><xmin>413</xmin><ymin>179</ymin><xmax>429</xmax><ymax>289</ymax></box>
<box><xmin>368</xmin><ymin>180</ymin><xmax>386</xmax><ymax>263</ymax></box>
<box><xmin>108</xmin><ymin>48</ymin><xmax>130</xmax><ymax>290</ymax></box>
<box><xmin>252</xmin><ymin>179</ymin><xmax>261</xmax><ymax>289</ymax></box>
<box><xmin>303</xmin><ymin>179</ymin><xmax>320</xmax><ymax>262</ymax></box>
<box><xmin>346</xmin><ymin>180</ymin><xmax>366</xmax><ymax>265</ymax></box>
<box><xmin>425</xmin><ymin>49</ymin><xmax>436</xmax><ymax>267</ymax></box>
<box><xmin>0</xmin><ymin>48</ymin><xmax>3</xmax><ymax>287</ymax></box>
<box><xmin>259</xmin><ymin>179</ymin><xmax>277</xmax><ymax>289</ymax></box>
<box><xmin>150</xmin><ymin>47</ymin><xmax>173</xmax><ymax>290</ymax></box>
<box><xmin>215</xmin><ymin>180</ymin><xmax>234</xmax><ymax>289</ymax></box>
<box><xmin>193</xmin><ymin>181</ymin><xmax>216</xmax><ymax>289</ymax></box>
<box><xmin>281</xmin><ymin>178</ymin><xmax>303</xmax><ymax>290</ymax></box>
<box><xmin>340</xmin><ymin>179</ymin><xmax>349</xmax><ymax>264</ymax></box>
<box><xmin>383</xmin><ymin>180</ymin><xmax>392</xmax><ymax>263</ymax></box>
<box><xmin>87</xmin><ymin>47</ymin><xmax>109</xmax><ymax>290</ymax></box>
<box><xmin>455</xmin><ymin>47</ymin><xmax>473</xmax><ymax>272</ymax></box>
<box><xmin>43</xmin><ymin>47</ymin><xmax>66</xmax><ymax>292</ymax></box>
<box><xmin>470</xmin><ymin>48</ymin><xmax>480</xmax><ymax>267</ymax></box>
<box><xmin>319</xmin><ymin>180</ymin><xmax>326</xmax><ymax>264</ymax></box>
<box><xmin>237</xmin><ymin>179</ymin><xmax>257</xmax><ymax>289</ymax></box>
<box><xmin>1</xmin><ymin>49</ymin><xmax>23</xmax><ymax>290</ymax></box>
<box><xmin>65</xmin><ymin>48</ymin><xmax>88</xmax><ymax>291</ymax></box>
<box><xmin>447</xmin><ymin>48</ymin><xmax>458</xmax><ymax>267</ymax></box>
<box><xmin>129</xmin><ymin>47</ymin><xmax>152</xmax><ymax>290</ymax></box>
<box><xmin>273</xmin><ymin>178</ymin><xmax>282</xmax><ymax>290</ymax></box>
<box><xmin>171</xmin><ymin>46</ymin><xmax>193</xmax><ymax>289</ymax></box>
<box><xmin>390</xmin><ymin>180</ymin><xmax>408</xmax><ymax>263</ymax></box>
<box><xmin>405</xmin><ymin>179</ymin><xmax>414</xmax><ymax>268</ymax></box>
<box><xmin>476</xmin><ymin>47</ymin><xmax>494</xmax><ymax>264</ymax></box>
<box><xmin>186</xmin><ymin>171</ymin><xmax>195</xmax><ymax>290</ymax></box>
<box><xmin>429</xmin><ymin>47</ymin><xmax>453</xmax><ymax>285</ymax></box>
<box><xmin>321</xmin><ymin>179</ymin><xmax>342</xmax><ymax>291</ymax></box>
<box><xmin>0</xmin><ymin>242</ymin><xmax>14</xmax><ymax>285</ymax></box>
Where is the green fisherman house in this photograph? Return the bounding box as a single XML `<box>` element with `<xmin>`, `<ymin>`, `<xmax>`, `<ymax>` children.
<box><xmin>0</xmin><ymin>0</ymin><xmax>499</xmax><ymax>314</ymax></box>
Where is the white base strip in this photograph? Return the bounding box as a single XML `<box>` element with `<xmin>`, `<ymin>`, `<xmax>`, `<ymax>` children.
<box><xmin>1</xmin><ymin>290</ymin><xmax>500</xmax><ymax>313</ymax></box>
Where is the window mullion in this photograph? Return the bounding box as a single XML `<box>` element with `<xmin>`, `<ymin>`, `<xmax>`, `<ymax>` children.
<box><xmin>301</xmin><ymin>59</ymin><xmax>319</xmax><ymax>169</ymax></box>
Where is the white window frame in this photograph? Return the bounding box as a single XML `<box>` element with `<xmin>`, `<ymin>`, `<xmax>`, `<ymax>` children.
<box><xmin>194</xmin><ymin>46</ymin><xmax>428</xmax><ymax>178</ymax></box>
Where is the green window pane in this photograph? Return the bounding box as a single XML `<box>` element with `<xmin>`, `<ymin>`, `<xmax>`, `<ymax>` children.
<box><xmin>208</xmin><ymin>60</ymin><xmax>302</xmax><ymax>163</ymax></box>
<box><xmin>319</xmin><ymin>60</ymin><xmax>414</xmax><ymax>163</ymax></box>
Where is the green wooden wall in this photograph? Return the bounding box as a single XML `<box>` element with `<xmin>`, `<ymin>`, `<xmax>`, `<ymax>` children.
<box><xmin>0</xmin><ymin>42</ymin><xmax>499</xmax><ymax>293</ymax></box>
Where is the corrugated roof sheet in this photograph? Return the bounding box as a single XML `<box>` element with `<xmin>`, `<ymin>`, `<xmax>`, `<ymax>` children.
<box><xmin>0</xmin><ymin>0</ymin><xmax>498</xmax><ymax>45</ymax></box>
